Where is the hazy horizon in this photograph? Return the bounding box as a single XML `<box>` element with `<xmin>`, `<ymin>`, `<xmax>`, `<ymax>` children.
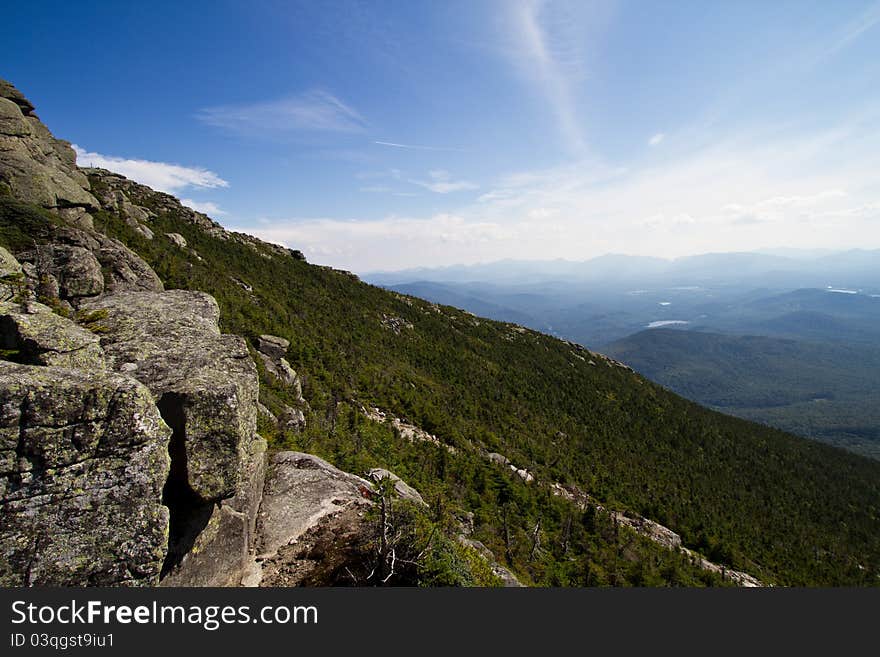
<box><xmin>5</xmin><ymin>1</ymin><xmax>880</xmax><ymax>272</ymax></box>
<box><xmin>358</xmin><ymin>246</ymin><xmax>875</xmax><ymax>275</ymax></box>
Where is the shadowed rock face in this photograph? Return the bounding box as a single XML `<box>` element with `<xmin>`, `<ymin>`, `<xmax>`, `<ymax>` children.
<box><xmin>78</xmin><ymin>290</ymin><xmax>268</xmax><ymax>586</ymax></box>
<box><xmin>0</xmin><ymin>363</ymin><xmax>171</xmax><ymax>586</ymax></box>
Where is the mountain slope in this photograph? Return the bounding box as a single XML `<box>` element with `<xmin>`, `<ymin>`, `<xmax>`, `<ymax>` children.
<box><xmin>605</xmin><ymin>329</ymin><xmax>880</xmax><ymax>459</ymax></box>
<box><xmin>46</xmin><ymin>169</ymin><xmax>879</xmax><ymax>586</ymax></box>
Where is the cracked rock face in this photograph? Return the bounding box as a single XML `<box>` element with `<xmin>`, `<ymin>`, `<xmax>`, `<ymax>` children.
<box><xmin>160</xmin><ymin>435</ymin><xmax>267</xmax><ymax>587</ymax></box>
<box><xmin>81</xmin><ymin>290</ymin><xmax>259</xmax><ymax>503</ymax></box>
<box><xmin>0</xmin><ymin>362</ymin><xmax>171</xmax><ymax>586</ymax></box>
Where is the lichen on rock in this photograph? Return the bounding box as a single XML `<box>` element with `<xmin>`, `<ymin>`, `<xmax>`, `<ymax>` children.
<box><xmin>0</xmin><ymin>362</ymin><xmax>171</xmax><ymax>586</ymax></box>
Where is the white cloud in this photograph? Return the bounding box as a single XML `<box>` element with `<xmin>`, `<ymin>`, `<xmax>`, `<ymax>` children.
<box><xmin>180</xmin><ymin>199</ymin><xmax>226</xmax><ymax>216</ymax></box>
<box><xmin>234</xmin><ymin>118</ymin><xmax>880</xmax><ymax>272</ymax></box>
<box><xmin>228</xmin><ymin>214</ymin><xmax>516</xmax><ymax>271</ymax></box>
<box><xmin>197</xmin><ymin>90</ymin><xmax>366</xmax><ymax>136</ymax></box>
<box><xmin>73</xmin><ymin>145</ymin><xmax>228</xmax><ymax>194</ymax></box>
<box><xmin>649</xmin><ymin>133</ymin><xmax>665</xmax><ymax>146</ymax></box>
<box><xmin>407</xmin><ymin>170</ymin><xmax>479</xmax><ymax>194</ymax></box>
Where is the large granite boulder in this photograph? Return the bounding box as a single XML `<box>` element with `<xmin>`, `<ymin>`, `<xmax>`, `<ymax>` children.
<box><xmin>249</xmin><ymin>452</ymin><xmax>375</xmax><ymax>586</ymax></box>
<box><xmin>81</xmin><ymin>290</ymin><xmax>259</xmax><ymax>503</ymax></box>
<box><xmin>255</xmin><ymin>334</ymin><xmax>304</xmax><ymax>403</ymax></box>
<box><xmin>0</xmin><ymin>300</ymin><xmax>107</xmax><ymax>369</ymax></box>
<box><xmin>0</xmin><ymin>362</ymin><xmax>171</xmax><ymax>586</ymax></box>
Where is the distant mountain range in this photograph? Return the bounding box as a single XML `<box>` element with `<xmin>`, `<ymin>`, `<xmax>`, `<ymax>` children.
<box><xmin>366</xmin><ymin>250</ymin><xmax>880</xmax><ymax>289</ymax></box>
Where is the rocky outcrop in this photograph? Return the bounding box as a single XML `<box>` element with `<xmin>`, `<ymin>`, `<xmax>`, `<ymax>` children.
<box><xmin>0</xmin><ymin>363</ymin><xmax>171</xmax><ymax>586</ymax></box>
<box><xmin>84</xmin><ymin>167</ymin><xmax>297</xmax><ymax>264</ymax></box>
<box><xmin>255</xmin><ymin>334</ymin><xmax>308</xmax><ymax>431</ymax></box>
<box><xmin>256</xmin><ymin>334</ymin><xmax>288</xmax><ymax>360</ymax></box>
<box><xmin>250</xmin><ymin>452</ymin><xmax>374</xmax><ymax>586</ymax></box>
<box><xmin>548</xmin><ymin>482</ymin><xmax>763</xmax><ymax>586</ymax></box>
<box><xmin>609</xmin><ymin>512</ymin><xmax>682</xmax><ymax>550</ymax></box>
<box><xmin>457</xmin><ymin>537</ymin><xmax>524</xmax><ymax>587</ymax></box>
<box><xmin>278</xmin><ymin>405</ymin><xmax>306</xmax><ymax>430</ymax></box>
<box><xmin>0</xmin><ymin>80</ymin><xmax>98</xmax><ymax>216</ymax></box>
<box><xmin>256</xmin><ymin>334</ymin><xmax>302</xmax><ymax>392</ymax></box>
<box><xmin>363</xmin><ymin>406</ymin><xmax>456</xmax><ymax>453</ymax></box>
<box><xmin>165</xmin><ymin>233</ymin><xmax>187</xmax><ymax>249</ymax></box>
<box><xmin>14</xmin><ymin>225</ymin><xmax>163</xmax><ymax>300</ymax></box>
<box><xmin>367</xmin><ymin>468</ymin><xmax>425</xmax><ymax>505</ymax></box>
<box><xmin>77</xmin><ymin>289</ymin><xmax>267</xmax><ymax>585</ymax></box>
<box><xmin>16</xmin><ymin>244</ymin><xmax>104</xmax><ymax>301</ymax></box>
<box><xmin>0</xmin><ymin>300</ymin><xmax>106</xmax><ymax>369</ymax></box>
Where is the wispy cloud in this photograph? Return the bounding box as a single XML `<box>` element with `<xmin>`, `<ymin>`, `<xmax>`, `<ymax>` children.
<box><xmin>407</xmin><ymin>170</ymin><xmax>479</xmax><ymax>194</ymax></box>
<box><xmin>503</xmin><ymin>0</ymin><xmax>605</xmax><ymax>154</ymax></box>
<box><xmin>649</xmin><ymin>133</ymin><xmax>665</xmax><ymax>146</ymax></box>
<box><xmin>373</xmin><ymin>140</ymin><xmax>463</xmax><ymax>152</ymax></box>
<box><xmin>825</xmin><ymin>1</ymin><xmax>880</xmax><ymax>57</ymax></box>
<box><xmin>197</xmin><ymin>90</ymin><xmax>366</xmax><ymax>136</ymax></box>
<box><xmin>73</xmin><ymin>145</ymin><xmax>228</xmax><ymax>194</ymax></box>
<box><xmin>181</xmin><ymin>199</ymin><xmax>226</xmax><ymax>216</ymax></box>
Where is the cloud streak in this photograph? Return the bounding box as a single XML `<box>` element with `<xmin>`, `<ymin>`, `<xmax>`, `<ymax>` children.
<box><xmin>373</xmin><ymin>140</ymin><xmax>464</xmax><ymax>152</ymax></box>
<box><xmin>197</xmin><ymin>90</ymin><xmax>366</xmax><ymax>136</ymax></box>
<box><xmin>504</xmin><ymin>0</ymin><xmax>599</xmax><ymax>154</ymax></box>
<box><xmin>73</xmin><ymin>145</ymin><xmax>228</xmax><ymax>194</ymax></box>
<box><xmin>825</xmin><ymin>1</ymin><xmax>880</xmax><ymax>57</ymax></box>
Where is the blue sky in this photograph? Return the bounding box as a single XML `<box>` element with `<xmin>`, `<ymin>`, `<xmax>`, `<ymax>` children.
<box><xmin>3</xmin><ymin>0</ymin><xmax>880</xmax><ymax>271</ymax></box>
